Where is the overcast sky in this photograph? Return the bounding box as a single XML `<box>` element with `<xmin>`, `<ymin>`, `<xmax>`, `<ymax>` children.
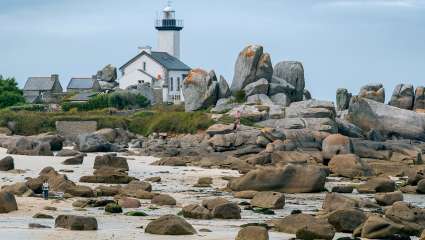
<box><xmin>1</xmin><ymin>0</ymin><xmax>424</xmax><ymax>101</ymax></box>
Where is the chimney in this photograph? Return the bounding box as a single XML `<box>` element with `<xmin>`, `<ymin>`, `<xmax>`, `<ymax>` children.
<box><xmin>138</xmin><ymin>45</ymin><xmax>152</xmax><ymax>54</ymax></box>
<box><xmin>51</xmin><ymin>74</ymin><xmax>59</xmax><ymax>82</ymax></box>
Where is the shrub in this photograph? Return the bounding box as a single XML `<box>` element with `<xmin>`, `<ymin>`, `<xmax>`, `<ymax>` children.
<box><xmin>62</xmin><ymin>92</ymin><xmax>150</xmax><ymax>112</ymax></box>
<box><xmin>0</xmin><ymin>76</ymin><xmax>25</xmax><ymax>109</ymax></box>
<box><xmin>232</xmin><ymin>90</ymin><xmax>246</xmax><ymax>103</ymax></box>
<box><xmin>105</xmin><ymin>203</ymin><xmax>122</xmax><ymax>213</ymax></box>
<box><xmin>8</xmin><ymin>104</ymin><xmax>47</xmax><ymax>112</ymax></box>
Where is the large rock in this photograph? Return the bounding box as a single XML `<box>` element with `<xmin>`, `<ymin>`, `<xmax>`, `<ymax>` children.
<box><xmin>97</xmin><ymin>64</ymin><xmax>117</xmax><ymax>82</ymax></box>
<box><xmin>93</xmin><ymin>154</ymin><xmax>128</xmax><ymax>171</ymax></box>
<box><xmin>348</xmin><ymin>96</ymin><xmax>425</xmax><ymax>140</ymax></box>
<box><xmin>389</xmin><ymin>84</ymin><xmax>414</xmax><ymax>110</ymax></box>
<box><xmin>0</xmin><ymin>156</ymin><xmax>14</xmax><ymax>171</ymax></box>
<box><xmin>322</xmin><ymin>134</ymin><xmax>351</xmax><ymax>160</ymax></box>
<box><xmin>274</xmin><ymin>213</ymin><xmax>320</xmax><ymax>234</ymax></box>
<box><xmin>273</xmin><ymin>61</ymin><xmax>305</xmax><ymax>102</ymax></box>
<box><xmin>328</xmin><ymin>154</ymin><xmax>374</xmax><ymax>178</ymax></box>
<box><xmin>0</xmin><ymin>191</ymin><xmax>18</xmax><ymax>213</ymax></box>
<box><xmin>145</xmin><ymin>215</ymin><xmax>196</xmax><ymax>235</ymax></box>
<box><xmin>246</xmin><ymin>94</ymin><xmax>273</xmax><ymax>106</ymax></box>
<box><xmin>79</xmin><ymin>167</ymin><xmax>135</xmax><ymax>184</ymax></box>
<box><xmin>218</xmin><ymin>75</ymin><xmax>231</xmax><ymax>99</ymax></box>
<box><xmin>183</xmin><ymin>69</ymin><xmax>219</xmax><ymax>111</ymax></box>
<box><xmin>243</xmin><ymin>78</ymin><xmax>269</xmax><ymax>97</ymax></box>
<box><xmin>64</xmin><ymin>185</ymin><xmax>94</xmax><ymax>198</ymax></box>
<box><xmin>1</xmin><ymin>182</ymin><xmax>29</xmax><ymax>196</ymax></box>
<box><xmin>322</xmin><ymin>193</ymin><xmax>359</xmax><ymax>212</ymax></box>
<box><xmin>414</xmin><ymin>86</ymin><xmax>425</xmax><ymax>111</ymax></box>
<box><xmin>270</xmin><ymin>93</ymin><xmax>290</xmax><ymax>106</ymax></box>
<box><xmin>236</xmin><ymin>226</ymin><xmax>269</xmax><ymax>240</ymax></box>
<box><xmin>182</xmin><ymin>204</ymin><xmax>211</xmax><ymax>219</ymax></box>
<box><xmin>231</xmin><ymin>45</ymin><xmax>271</xmax><ymax>92</ymax></box>
<box><xmin>328</xmin><ymin>208</ymin><xmax>366</xmax><ymax>233</ymax></box>
<box><xmin>375</xmin><ymin>191</ymin><xmax>403</xmax><ymax>206</ymax></box>
<box><xmin>361</xmin><ymin>215</ymin><xmax>404</xmax><ymax>239</ymax></box>
<box><xmin>385</xmin><ymin>201</ymin><xmax>425</xmax><ymax>234</ymax></box>
<box><xmin>27</xmin><ymin>167</ymin><xmax>75</xmax><ymax>193</ymax></box>
<box><xmin>251</xmin><ymin>191</ymin><xmax>285</xmax><ymax>209</ymax></box>
<box><xmin>77</xmin><ymin>133</ymin><xmax>113</xmax><ymax>152</ymax></box>
<box><xmin>211</xmin><ymin>202</ymin><xmax>241</xmax><ymax>219</ymax></box>
<box><xmin>296</xmin><ymin>222</ymin><xmax>336</xmax><ymax>240</ymax></box>
<box><xmin>151</xmin><ymin>194</ymin><xmax>176</xmax><ymax>206</ymax></box>
<box><xmin>62</xmin><ymin>154</ymin><xmax>84</xmax><ymax>165</ymax></box>
<box><xmin>358</xmin><ymin>177</ymin><xmax>396</xmax><ymax>193</ymax></box>
<box><xmin>359</xmin><ymin>83</ymin><xmax>385</xmax><ymax>103</ymax></box>
<box><xmin>229</xmin><ymin>165</ymin><xmax>329</xmax><ymax>193</ymax></box>
<box><xmin>336</xmin><ymin>88</ymin><xmax>352</xmax><ymax>111</ymax></box>
<box><xmin>6</xmin><ymin>137</ymin><xmax>53</xmax><ymax>156</ymax></box>
<box><xmin>55</xmin><ymin>215</ymin><xmax>98</xmax><ymax>231</ymax></box>
<box><xmin>202</xmin><ymin>197</ymin><xmax>229</xmax><ymax>211</ymax></box>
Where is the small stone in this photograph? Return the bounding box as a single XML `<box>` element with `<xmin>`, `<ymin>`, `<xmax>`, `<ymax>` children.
<box><xmin>33</xmin><ymin>213</ymin><xmax>54</xmax><ymax>219</ymax></box>
<box><xmin>105</xmin><ymin>203</ymin><xmax>123</xmax><ymax>213</ymax></box>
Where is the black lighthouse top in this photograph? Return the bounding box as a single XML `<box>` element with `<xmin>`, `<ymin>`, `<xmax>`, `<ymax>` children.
<box><xmin>155</xmin><ymin>4</ymin><xmax>184</xmax><ymax>31</ymax></box>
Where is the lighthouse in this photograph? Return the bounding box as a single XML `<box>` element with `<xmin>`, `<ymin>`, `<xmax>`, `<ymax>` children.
<box><xmin>155</xmin><ymin>3</ymin><xmax>184</xmax><ymax>59</ymax></box>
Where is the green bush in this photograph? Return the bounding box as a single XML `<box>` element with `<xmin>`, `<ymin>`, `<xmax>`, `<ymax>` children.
<box><xmin>62</xmin><ymin>92</ymin><xmax>150</xmax><ymax>112</ymax></box>
<box><xmin>105</xmin><ymin>203</ymin><xmax>122</xmax><ymax>213</ymax></box>
<box><xmin>8</xmin><ymin>104</ymin><xmax>47</xmax><ymax>112</ymax></box>
<box><xmin>0</xmin><ymin>76</ymin><xmax>25</xmax><ymax>109</ymax></box>
<box><xmin>232</xmin><ymin>90</ymin><xmax>246</xmax><ymax>103</ymax></box>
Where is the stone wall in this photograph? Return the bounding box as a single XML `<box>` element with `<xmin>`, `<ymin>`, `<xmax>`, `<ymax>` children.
<box><xmin>55</xmin><ymin>121</ymin><xmax>97</xmax><ymax>141</ymax></box>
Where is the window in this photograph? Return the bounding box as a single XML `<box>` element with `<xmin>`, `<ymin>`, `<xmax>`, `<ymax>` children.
<box><xmin>170</xmin><ymin>77</ymin><xmax>173</xmax><ymax>91</ymax></box>
<box><xmin>143</xmin><ymin>62</ymin><xmax>146</xmax><ymax>71</ymax></box>
<box><xmin>177</xmin><ymin>77</ymin><xmax>180</xmax><ymax>91</ymax></box>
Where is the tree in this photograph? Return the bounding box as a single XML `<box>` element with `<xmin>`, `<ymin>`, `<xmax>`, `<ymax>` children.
<box><xmin>0</xmin><ymin>75</ymin><xmax>25</xmax><ymax>109</ymax></box>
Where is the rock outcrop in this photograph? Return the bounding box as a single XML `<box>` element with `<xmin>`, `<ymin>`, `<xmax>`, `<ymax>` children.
<box><xmin>336</xmin><ymin>88</ymin><xmax>352</xmax><ymax>111</ymax></box>
<box><xmin>183</xmin><ymin>69</ymin><xmax>219</xmax><ymax>111</ymax></box>
<box><xmin>348</xmin><ymin>96</ymin><xmax>425</xmax><ymax>140</ymax></box>
<box><xmin>231</xmin><ymin>45</ymin><xmax>272</xmax><ymax>92</ymax></box>
<box><xmin>359</xmin><ymin>83</ymin><xmax>385</xmax><ymax>103</ymax></box>
<box><xmin>389</xmin><ymin>84</ymin><xmax>414</xmax><ymax>110</ymax></box>
<box><xmin>272</xmin><ymin>61</ymin><xmax>305</xmax><ymax>102</ymax></box>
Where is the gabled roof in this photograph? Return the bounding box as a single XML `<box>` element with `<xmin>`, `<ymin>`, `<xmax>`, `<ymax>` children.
<box><xmin>120</xmin><ymin>51</ymin><xmax>191</xmax><ymax>71</ymax></box>
<box><xmin>67</xmin><ymin>78</ymin><xmax>97</xmax><ymax>90</ymax></box>
<box><xmin>24</xmin><ymin>77</ymin><xmax>56</xmax><ymax>91</ymax></box>
<box><xmin>68</xmin><ymin>92</ymin><xmax>99</xmax><ymax>102</ymax></box>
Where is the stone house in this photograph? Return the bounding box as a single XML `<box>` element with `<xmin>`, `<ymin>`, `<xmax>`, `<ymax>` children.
<box><xmin>23</xmin><ymin>74</ymin><xmax>63</xmax><ymax>103</ymax></box>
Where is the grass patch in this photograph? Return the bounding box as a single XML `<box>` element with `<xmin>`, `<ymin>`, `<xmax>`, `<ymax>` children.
<box><xmin>129</xmin><ymin>111</ymin><xmax>214</xmax><ymax>136</ymax></box>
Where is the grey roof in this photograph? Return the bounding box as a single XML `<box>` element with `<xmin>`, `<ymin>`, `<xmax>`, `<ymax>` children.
<box><xmin>24</xmin><ymin>77</ymin><xmax>56</xmax><ymax>91</ymax></box>
<box><xmin>150</xmin><ymin>52</ymin><xmax>191</xmax><ymax>71</ymax></box>
<box><xmin>67</xmin><ymin>78</ymin><xmax>96</xmax><ymax>90</ymax></box>
<box><xmin>120</xmin><ymin>51</ymin><xmax>191</xmax><ymax>71</ymax></box>
<box><xmin>69</xmin><ymin>92</ymin><xmax>99</xmax><ymax>102</ymax></box>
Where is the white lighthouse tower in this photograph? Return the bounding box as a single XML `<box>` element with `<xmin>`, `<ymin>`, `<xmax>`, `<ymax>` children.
<box><xmin>155</xmin><ymin>3</ymin><xmax>184</xmax><ymax>59</ymax></box>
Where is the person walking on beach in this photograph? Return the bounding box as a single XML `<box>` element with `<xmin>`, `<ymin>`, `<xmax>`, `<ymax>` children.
<box><xmin>234</xmin><ymin>110</ymin><xmax>241</xmax><ymax>131</ymax></box>
<box><xmin>42</xmin><ymin>181</ymin><xmax>49</xmax><ymax>200</ymax></box>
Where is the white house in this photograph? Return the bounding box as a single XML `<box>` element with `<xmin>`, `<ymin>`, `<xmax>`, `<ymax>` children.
<box><xmin>119</xmin><ymin>3</ymin><xmax>191</xmax><ymax>104</ymax></box>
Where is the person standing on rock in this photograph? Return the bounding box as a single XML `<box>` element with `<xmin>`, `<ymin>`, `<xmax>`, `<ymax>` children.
<box><xmin>42</xmin><ymin>181</ymin><xmax>49</xmax><ymax>200</ymax></box>
<box><xmin>234</xmin><ymin>110</ymin><xmax>241</xmax><ymax>131</ymax></box>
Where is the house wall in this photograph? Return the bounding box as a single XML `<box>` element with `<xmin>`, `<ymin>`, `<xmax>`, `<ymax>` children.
<box><xmin>158</xmin><ymin>31</ymin><xmax>180</xmax><ymax>59</ymax></box>
<box><xmin>167</xmin><ymin>70</ymin><xmax>188</xmax><ymax>102</ymax></box>
<box><xmin>120</xmin><ymin>54</ymin><xmax>166</xmax><ymax>89</ymax></box>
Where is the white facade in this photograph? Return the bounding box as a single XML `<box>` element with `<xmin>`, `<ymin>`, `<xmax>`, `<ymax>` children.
<box><xmin>119</xmin><ymin>52</ymin><xmax>166</xmax><ymax>89</ymax></box>
<box><xmin>158</xmin><ymin>31</ymin><xmax>180</xmax><ymax>59</ymax></box>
